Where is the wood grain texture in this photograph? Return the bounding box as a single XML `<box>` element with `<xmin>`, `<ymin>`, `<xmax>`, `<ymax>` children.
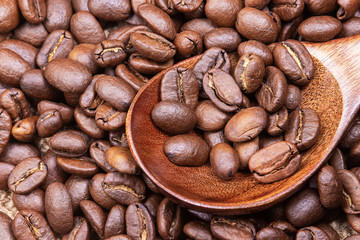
<box><xmin>126</xmin><ymin>35</ymin><xmax>360</xmax><ymax>215</ymax></box>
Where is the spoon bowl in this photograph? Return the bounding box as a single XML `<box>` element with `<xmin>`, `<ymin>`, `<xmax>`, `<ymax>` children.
<box><xmin>126</xmin><ymin>35</ymin><xmax>360</xmax><ymax>215</ymax></box>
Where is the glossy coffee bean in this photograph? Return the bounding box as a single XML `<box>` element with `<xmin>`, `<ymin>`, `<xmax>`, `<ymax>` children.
<box><xmin>95</xmin><ymin>102</ymin><xmax>127</xmax><ymax>131</ymax></box>
<box><xmin>45</xmin><ymin>182</ymin><xmax>74</xmax><ymax>234</ymax></box>
<box><xmin>157</xmin><ymin>198</ymin><xmax>183</xmax><ymax>240</ymax></box>
<box><xmin>152</xmin><ymin>100</ymin><xmax>196</xmax><ymax>135</ymax></box>
<box><xmin>204</xmin><ymin>28</ymin><xmax>241</xmax><ymax>52</ymax></box>
<box><xmin>89</xmin><ymin>140</ymin><xmax>116</xmax><ymax>172</ymax></box>
<box><xmin>145</xmin><ymin>194</ymin><xmax>163</xmax><ymax>218</ymax></box>
<box><xmin>106</xmin><ymin>146</ymin><xmax>139</xmax><ymax>175</ymax></box>
<box><xmin>65</xmin><ymin>175</ymin><xmax>90</xmax><ymax>212</ymax></box>
<box><xmin>337</xmin><ymin>0</ymin><xmax>360</xmax><ymax>20</ymax></box>
<box><xmin>128</xmin><ymin>52</ymin><xmax>174</xmax><ymax>75</ymax></box>
<box><xmin>37</xmin><ymin>100</ymin><xmax>74</xmax><ymax>124</ymax></box>
<box><xmin>274</xmin><ymin>40</ymin><xmax>315</xmax><ymax>86</ymax></box>
<box><xmin>70</xmin><ymin>11</ymin><xmax>105</xmax><ymax>44</ymax></box>
<box><xmin>115</xmin><ymin>63</ymin><xmax>148</xmax><ymax>92</ymax></box>
<box><xmin>210</xmin><ymin>217</ymin><xmax>256</xmax><ymax>240</ymax></box>
<box><xmin>0</xmin><ymin>141</ymin><xmax>40</xmax><ymax>165</ymax></box>
<box><xmin>173</xmin><ymin>30</ymin><xmax>203</xmax><ymax>59</ymax></box>
<box><xmin>180</xmin><ymin>18</ymin><xmax>216</xmax><ymax>38</ymax></box>
<box><xmin>164</xmin><ymin>134</ymin><xmax>210</xmax><ymax>166</ymax></box>
<box><xmin>0</xmin><ymin>88</ymin><xmax>30</xmax><ymax>122</ymax></box>
<box><xmin>44</xmin><ymin>0</ymin><xmax>72</xmax><ymax>32</ymax></box>
<box><xmin>271</xmin><ymin>0</ymin><xmax>304</xmax><ymax>22</ymax></box>
<box><xmin>78</xmin><ymin>74</ymin><xmax>104</xmax><ymax>117</ymax></box>
<box><xmin>41</xmin><ymin>150</ymin><xmax>68</xmax><ymax>190</ymax></box>
<box><xmin>298</xmin><ymin>16</ymin><xmax>342</xmax><ymax>42</ymax></box>
<box><xmin>295</xmin><ymin>226</ymin><xmax>330</xmax><ymax>240</ymax></box>
<box><xmin>285</xmin><ymin>85</ymin><xmax>302</xmax><ymax>110</ymax></box>
<box><xmin>62</xmin><ymin>217</ymin><xmax>91</xmax><ymax>240</ymax></box>
<box><xmin>256</xmin><ymin>227</ymin><xmax>291</xmax><ymax>240</ymax></box>
<box><xmin>161</xmin><ymin>67</ymin><xmax>198</xmax><ymax>109</ymax></box>
<box><xmin>304</xmin><ymin>0</ymin><xmax>337</xmax><ymax>15</ymax></box>
<box><xmin>80</xmin><ymin>200</ymin><xmax>106</xmax><ymax>239</ymax></box>
<box><xmin>94</xmin><ymin>40</ymin><xmax>127</xmax><ymax>68</ymax></box>
<box><xmin>245</xmin><ymin>0</ymin><xmax>270</xmax><ymax>9</ymax></box>
<box><xmin>338</xmin><ymin>169</ymin><xmax>360</xmax><ymax>214</ymax></box>
<box><xmin>13</xmin><ymin>188</ymin><xmax>45</xmax><ymax>215</ymax></box>
<box><xmin>338</xmin><ymin>17</ymin><xmax>360</xmax><ymax>38</ymax></box>
<box><xmin>195</xmin><ymin>100</ymin><xmax>231</xmax><ymax>132</ymax></box>
<box><xmin>74</xmin><ymin>107</ymin><xmax>105</xmax><ymax>139</ymax></box>
<box><xmin>11</xmin><ymin>116</ymin><xmax>38</xmax><ymax>142</ymax></box>
<box><xmin>8</xmin><ymin>157</ymin><xmax>47</xmax><ymax>194</ymax></box>
<box><xmin>249</xmin><ymin>141</ymin><xmax>301</xmax><ymax>183</ymax></box>
<box><xmin>317</xmin><ymin>165</ymin><xmax>342</xmax><ymax>209</ymax></box>
<box><xmin>285</xmin><ymin>108</ymin><xmax>320</xmax><ymax>151</ymax></box>
<box><xmin>102</xmin><ymin>172</ymin><xmax>146</xmax><ymax>205</ymax></box>
<box><xmin>266</xmin><ymin>106</ymin><xmax>289</xmax><ymax>136</ymax></box>
<box><xmin>126</xmin><ymin>203</ymin><xmax>156</xmax><ymax>240</ymax></box>
<box><xmin>104</xmin><ymin>205</ymin><xmax>126</xmax><ymax>238</ymax></box>
<box><xmin>183</xmin><ymin>221</ymin><xmax>215</xmax><ymax>240</ymax></box>
<box><xmin>237</xmin><ymin>40</ymin><xmax>273</xmax><ymax>66</ymax></box>
<box><xmin>49</xmin><ymin>130</ymin><xmax>89</xmax><ymax>158</ymax></box>
<box><xmin>0</xmin><ymin>108</ymin><xmax>11</xmax><ymax>155</ymax></box>
<box><xmin>13</xmin><ymin>22</ymin><xmax>48</xmax><ymax>47</ymax></box>
<box><xmin>36</xmin><ymin>110</ymin><xmax>63</xmax><ymax>138</ymax></box>
<box><xmin>89</xmin><ymin>173</ymin><xmax>117</xmax><ymax>210</ymax></box>
<box><xmin>210</xmin><ymin>143</ymin><xmax>240</xmax><ymax>180</ymax></box>
<box><xmin>18</xmin><ymin>0</ymin><xmax>46</xmax><ymax>24</ymax></box>
<box><xmin>203</xmin><ymin>129</ymin><xmax>229</xmax><ymax>148</ymax></box>
<box><xmin>0</xmin><ymin>162</ymin><xmax>14</xmax><ymax>190</ymax></box>
<box><xmin>57</xmin><ymin>156</ymin><xmax>99</xmax><ymax>177</ymax></box>
<box><xmin>0</xmin><ymin>211</ymin><xmax>15</xmax><ymax>240</ymax></box>
<box><xmin>225</xmin><ymin>107</ymin><xmax>267</xmax><ymax>143</ymax></box>
<box><xmin>0</xmin><ymin>0</ymin><xmax>20</xmax><ymax>33</ymax></box>
<box><xmin>88</xmin><ymin>0</ymin><xmax>131</xmax><ymax>21</ymax></box>
<box><xmin>285</xmin><ymin>188</ymin><xmax>325</xmax><ymax>227</ymax></box>
<box><xmin>0</xmin><ymin>39</ymin><xmax>38</xmax><ymax>68</ymax></box>
<box><xmin>234</xmin><ymin>137</ymin><xmax>259</xmax><ymax>169</ymax></box>
<box><xmin>12</xmin><ymin>209</ymin><xmax>56</xmax><ymax>240</ymax></box>
<box><xmin>68</xmin><ymin>44</ymin><xmax>99</xmax><ymax>74</ymax></box>
<box><xmin>236</xmin><ymin>7</ymin><xmax>280</xmax><ymax>44</ymax></box>
<box><xmin>205</xmin><ymin>0</ymin><xmax>243</xmax><ymax>27</ymax></box>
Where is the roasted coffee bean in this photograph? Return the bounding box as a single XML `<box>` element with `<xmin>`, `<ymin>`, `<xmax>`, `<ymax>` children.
<box><xmin>249</xmin><ymin>141</ymin><xmax>301</xmax><ymax>183</ymax></box>
<box><xmin>256</xmin><ymin>227</ymin><xmax>291</xmax><ymax>240</ymax></box>
<box><xmin>0</xmin><ymin>49</ymin><xmax>32</xmax><ymax>87</ymax></box>
<box><xmin>94</xmin><ymin>40</ymin><xmax>126</xmax><ymax>68</ymax></box>
<box><xmin>266</xmin><ymin>106</ymin><xmax>288</xmax><ymax>136</ymax></box>
<box><xmin>204</xmin><ymin>28</ymin><xmax>241</xmax><ymax>52</ymax></box>
<box><xmin>210</xmin><ymin>143</ymin><xmax>240</xmax><ymax>180</ymax></box>
<box><xmin>128</xmin><ymin>52</ymin><xmax>174</xmax><ymax>75</ymax></box>
<box><xmin>78</xmin><ymin>74</ymin><xmax>105</xmax><ymax>117</ymax></box>
<box><xmin>8</xmin><ymin>157</ymin><xmax>47</xmax><ymax>194</ymax></box>
<box><xmin>154</xmin><ymin>0</ymin><xmax>178</xmax><ymax>15</ymax></box>
<box><xmin>18</xmin><ymin>0</ymin><xmax>46</xmax><ymax>24</ymax></box>
<box><xmin>90</xmin><ymin>173</ymin><xmax>117</xmax><ymax>210</ymax></box>
<box><xmin>65</xmin><ymin>92</ymin><xmax>82</xmax><ymax>110</ymax></box>
<box><xmin>131</xmin><ymin>0</ymin><xmax>155</xmax><ymax>14</ymax></box>
<box><xmin>107</xmin><ymin>235</ymin><xmax>133</xmax><ymax>240</ymax></box>
<box><xmin>45</xmin><ymin>182</ymin><xmax>74</xmax><ymax>234</ymax></box>
<box><xmin>0</xmin><ymin>0</ymin><xmax>19</xmax><ymax>33</ymax></box>
<box><xmin>270</xmin><ymin>0</ymin><xmax>304</xmax><ymax>22</ymax></box>
<box><xmin>90</xmin><ymin>140</ymin><xmax>117</xmax><ymax>172</ymax></box>
<box><xmin>346</xmin><ymin>213</ymin><xmax>360</xmax><ymax>233</ymax></box>
<box><xmin>49</xmin><ymin>130</ymin><xmax>89</xmax><ymax>158</ymax></box>
<box><xmin>88</xmin><ymin>0</ymin><xmax>131</xmax><ymax>21</ymax></box>
<box><xmin>193</xmin><ymin>47</ymin><xmax>231</xmax><ymax>89</ymax></box>
<box><xmin>36</xmin><ymin>110</ymin><xmax>63</xmax><ymax>138</ymax></box>
<box><xmin>115</xmin><ymin>64</ymin><xmax>148</xmax><ymax>92</ymax></box>
<box><xmin>317</xmin><ymin>223</ymin><xmax>340</xmax><ymax>240</ymax></box>
<box><xmin>71</xmin><ymin>0</ymin><xmax>90</xmax><ymax>12</ymax></box>
<box><xmin>338</xmin><ymin>17</ymin><xmax>360</xmax><ymax>38</ymax></box>
<box><xmin>126</xmin><ymin>203</ymin><xmax>156</xmax><ymax>240</ymax></box>
<box><xmin>298</xmin><ymin>16</ymin><xmax>342</xmax><ymax>42</ymax></box>
<box><xmin>203</xmin><ymin>68</ymin><xmax>243</xmax><ymax>112</ymax></box>
<box><xmin>338</xmin><ymin>169</ymin><xmax>360</xmax><ymax>214</ymax></box>
<box><xmin>0</xmin><ymin>88</ymin><xmax>30</xmax><ymax>122</ymax></box>
<box><xmin>172</xmin><ymin>0</ymin><xmax>202</xmax><ymax>13</ymax></box>
<box><xmin>237</xmin><ymin>40</ymin><xmax>273</xmax><ymax>66</ymax></box>
<box><xmin>80</xmin><ymin>200</ymin><xmax>106</xmax><ymax>239</ymax></box>
<box><xmin>295</xmin><ymin>226</ymin><xmax>330</xmax><ymax>240</ymax></box>
<box><xmin>62</xmin><ymin>217</ymin><xmax>91</xmax><ymax>240</ymax></box>
<box><xmin>0</xmin><ymin>108</ymin><xmax>11</xmax><ymax>155</ymax></box>
<box><xmin>144</xmin><ymin>194</ymin><xmax>163</xmax><ymax>218</ymax></box>
<box><xmin>245</xmin><ymin>0</ymin><xmax>270</xmax><ymax>9</ymax></box>
<box><xmin>234</xmin><ymin>53</ymin><xmax>265</xmax><ymax>94</ymax></box>
<box><xmin>256</xmin><ymin>66</ymin><xmax>288</xmax><ymax>113</ymax></box>
<box><xmin>0</xmin><ymin>141</ymin><xmax>40</xmax><ymax>165</ymax></box>
<box><xmin>12</xmin><ymin>209</ymin><xmax>56</xmax><ymax>240</ymax></box>
<box><xmin>68</xmin><ymin>44</ymin><xmax>99</xmax><ymax>74</ymax></box>
<box><xmin>13</xmin><ymin>188</ymin><xmax>45</xmax><ymax>215</ymax></box>
<box><xmin>57</xmin><ymin>156</ymin><xmax>99</xmax><ymax>177</ymax></box>
<box><xmin>14</xmin><ymin>22</ymin><xmax>48</xmax><ymax>47</ymax></box>
<box><xmin>180</xmin><ymin>18</ymin><xmax>217</xmax><ymax>38</ymax></box>
<box><xmin>278</xmin><ymin>16</ymin><xmax>303</xmax><ymax>42</ymax></box>
<box><xmin>225</xmin><ymin>107</ymin><xmax>267</xmax><ymax>142</ymax></box>
<box><xmin>65</xmin><ymin>175</ymin><xmax>90</xmax><ymax>212</ymax></box>
<box><xmin>95</xmin><ymin>102</ymin><xmax>127</xmax><ymax>131</ymax></box>
<box><xmin>173</xmin><ymin>30</ymin><xmax>203</xmax><ymax>59</ymax></box>
<box><xmin>164</xmin><ymin>134</ymin><xmax>210</xmax><ymax>166</ymax></box>
<box><xmin>304</xmin><ymin>0</ymin><xmax>337</xmax><ymax>15</ymax></box>
<box><xmin>187</xmin><ymin>209</ymin><xmax>212</xmax><ymax>222</ymax></box>
<box><xmin>260</xmin><ymin>133</ymin><xmax>284</xmax><ymax>148</ymax></box>
<box><xmin>95</xmin><ymin>76</ymin><xmax>136</xmax><ymax>112</ymax></box>
<box><xmin>205</xmin><ymin>0</ymin><xmax>243</xmax><ymax>27</ymax></box>
<box><xmin>0</xmin><ymin>161</ymin><xmax>13</xmax><ymax>191</ymax></box>
<box><xmin>0</xmin><ymin>211</ymin><xmax>15</xmax><ymax>240</ymax></box>
<box><xmin>317</xmin><ymin>165</ymin><xmax>342</xmax><ymax>209</ymax></box>
<box><xmin>195</xmin><ymin>100</ymin><xmax>231</xmax><ymax>132</ymax></box>
<box><xmin>44</xmin><ymin>0</ymin><xmax>72</xmax><ymax>32</ymax></box>
<box><xmin>183</xmin><ymin>221</ymin><xmax>215</xmax><ymax>240</ymax></box>
<box><xmin>70</xmin><ymin>11</ymin><xmax>105</xmax><ymax>44</ymax></box>
<box><xmin>156</xmin><ymin>198</ymin><xmax>182</xmax><ymax>240</ymax></box>
<box><xmin>234</xmin><ymin>136</ymin><xmax>259</xmax><ymax>169</ymax></box>
<box><xmin>329</xmin><ymin>148</ymin><xmax>347</xmax><ymax>171</ymax></box>
<box><xmin>44</xmin><ymin>58</ymin><xmax>92</xmax><ymax>94</ymax></box>
<box><xmin>102</xmin><ymin>172</ymin><xmax>146</xmax><ymax>205</ymax></box>
<box><xmin>341</xmin><ymin>117</ymin><xmax>360</xmax><ymax>148</ymax></box>
<box><xmin>285</xmin><ymin>188</ymin><xmax>325</xmax><ymax>227</ymax></box>
<box><xmin>0</xmin><ymin>39</ymin><xmax>38</xmax><ymax>68</ymax></box>
<box><xmin>268</xmin><ymin>220</ymin><xmax>297</xmax><ymax>235</ymax></box>
<box><xmin>138</xmin><ymin>4</ymin><xmax>176</xmax><ymax>40</ymax></box>
<box><xmin>130</xmin><ymin>31</ymin><xmax>176</xmax><ymax>63</ymax></box>
<box><xmin>274</xmin><ymin>40</ymin><xmax>315</xmax><ymax>86</ymax></box>
<box><xmin>106</xmin><ymin>146</ymin><xmax>139</xmax><ymax>175</ymax></box>
<box><xmin>74</xmin><ymin>107</ymin><xmax>105</xmax><ymax>139</ymax></box>
<box><xmin>109</xmin><ymin>128</ymin><xmax>129</xmax><ymax>147</ymax></box>
<box><xmin>210</xmin><ymin>217</ymin><xmax>256</xmax><ymax>240</ymax></box>
<box><xmin>37</xmin><ymin>100</ymin><xmax>74</xmax><ymax>124</ymax></box>
<box><xmin>236</xmin><ymin>7</ymin><xmax>280</xmax><ymax>44</ymax></box>
<box><xmin>337</xmin><ymin>0</ymin><xmax>360</xmax><ymax>20</ymax></box>
<box><xmin>12</xmin><ymin>116</ymin><xmax>38</xmax><ymax>142</ymax></box>
<box><xmin>285</xmin><ymin>85</ymin><xmax>302</xmax><ymax>110</ymax></box>
<box><xmin>285</xmin><ymin>108</ymin><xmax>320</xmax><ymax>151</ymax></box>
<box><xmin>104</xmin><ymin>205</ymin><xmax>126</xmax><ymax>238</ymax></box>
<box><xmin>41</xmin><ymin>150</ymin><xmax>68</xmax><ymax>190</ymax></box>
<box><xmin>161</xmin><ymin>67</ymin><xmax>198</xmax><ymax>109</ymax></box>
<box><xmin>152</xmin><ymin>100</ymin><xmax>196</xmax><ymax>134</ymax></box>
<box><xmin>203</xmin><ymin>129</ymin><xmax>229</xmax><ymax>148</ymax></box>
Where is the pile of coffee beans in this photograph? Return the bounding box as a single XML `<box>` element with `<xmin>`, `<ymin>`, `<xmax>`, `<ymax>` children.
<box><xmin>0</xmin><ymin>0</ymin><xmax>360</xmax><ymax>239</ymax></box>
<box><xmin>151</xmin><ymin>41</ymin><xmax>321</xmax><ymax>183</ymax></box>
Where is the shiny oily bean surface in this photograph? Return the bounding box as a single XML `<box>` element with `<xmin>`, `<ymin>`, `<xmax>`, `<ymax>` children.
<box><xmin>205</xmin><ymin>0</ymin><xmax>243</xmax><ymax>27</ymax></box>
<box><xmin>285</xmin><ymin>84</ymin><xmax>302</xmax><ymax>110</ymax></box>
<box><xmin>37</xmin><ymin>100</ymin><xmax>74</xmax><ymax>124</ymax></box>
<box><xmin>256</xmin><ymin>227</ymin><xmax>291</xmax><ymax>240</ymax></box>
<box><xmin>317</xmin><ymin>165</ymin><xmax>342</xmax><ymax>209</ymax></box>
<box><xmin>49</xmin><ymin>130</ymin><xmax>89</xmax><ymax>158</ymax></box>
<box><xmin>152</xmin><ymin>100</ymin><xmax>196</xmax><ymax>135</ymax></box>
<box><xmin>41</xmin><ymin>150</ymin><xmax>68</xmax><ymax>190</ymax></box>
<box><xmin>266</xmin><ymin>106</ymin><xmax>289</xmax><ymax>136</ymax></box>
<box><xmin>245</xmin><ymin>0</ymin><xmax>270</xmax><ymax>9</ymax></box>
<box><xmin>204</xmin><ymin>28</ymin><xmax>241</xmax><ymax>52</ymax></box>
<box><xmin>203</xmin><ymin>129</ymin><xmax>229</xmax><ymax>148</ymax></box>
<box><xmin>173</xmin><ymin>30</ymin><xmax>203</xmax><ymax>59</ymax></box>
<box><xmin>126</xmin><ymin>203</ymin><xmax>156</xmax><ymax>240</ymax></box>
<box><xmin>0</xmin><ymin>162</ymin><xmax>14</xmax><ymax>190</ymax></box>
<box><xmin>285</xmin><ymin>108</ymin><xmax>321</xmax><ymax>152</ymax></box>
<box><xmin>161</xmin><ymin>67</ymin><xmax>199</xmax><ymax>109</ymax></box>
<box><xmin>14</xmin><ymin>189</ymin><xmax>46</xmax><ymax>216</ymax></box>
<box><xmin>8</xmin><ymin>157</ymin><xmax>47</xmax><ymax>194</ymax></box>
<box><xmin>65</xmin><ymin>175</ymin><xmax>90</xmax><ymax>212</ymax></box>
<box><xmin>298</xmin><ymin>16</ymin><xmax>342</xmax><ymax>42</ymax></box>
<box><xmin>89</xmin><ymin>173</ymin><xmax>117</xmax><ymax>210</ymax></box>
<box><xmin>172</xmin><ymin>0</ymin><xmax>202</xmax><ymax>12</ymax></box>
<box><xmin>90</xmin><ymin>140</ymin><xmax>116</xmax><ymax>173</ymax></box>
<box><xmin>274</xmin><ymin>40</ymin><xmax>315</xmax><ymax>86</ymax></box>
<box><xmin>203</xmin><ymin>68</ymin><xmax>242</xmax><ymax>112</ymax></box>
<box><xmin>94</xmin><ymin>40</ymin><xmax>126</xmax><ymax>68</ymax></box>
<box><xmin>0</xmin><ymin>88</ymin><xmax>30</xmax><ymax>122</ymax></box>
<box><xmin>104</xmin><ymin>205</ymin><xmax>126</xmax><ymax>238</ymax></box>
<box><xmin>57</xmin><ymin>156</ymin><xmax>99</xmax><ymax>177</ymax></box>
<box><xmin>183</xmin><ymin>221</ymin><xmax>215</xmax><ymax>240</ymax></box>
<box><xmin>12</xmin><ymin>209</ymin><xmax>56</xmax><ymax>240</ymax></box>
<box><xmin>12</xmin><ymin>116</ymin><xmax>38</xmax><ymax>142</ymax></box>
<box><xmin>80</xmin><ymin>200</ymin><xmax>106</xmax><ymax>239</ymax></box>
<box><xmin>115</xmin><ymin>64</ymin><xmax>148</xmax><ymax>92</ymax></box>
<box><xmin>236</xmin><ymin>7</ymin><xmax>280</xmax><ymax>44</ymax></box>
<box><xmin>95</xmin><ymin>102</ymin><xmax>127</xmax><ymax>131</ymax></box>
<box><xmin>338</xmin><ymin>17</ymin><xmax>360</xmax><ymax>38</ymax></box>
<box><xmin>234</xmin><ymin>53</ymin><xmax>265</xmax><ymax>94</ymax></box>
<box><xmin>0</xmin><ymin>39</ymin><xmax>38</xmax><ymax>68</ymax></box>
<box><xmin>338</xmin><ymin>169</ymin><xmax>360</xmax><ymax>214</ymax></box>
<box><xmin>180</xmin><ymin>18</ymin><xmax>217</xmax><ymax>38</ymax></box>
<box><xmin>36</xmin><ymin>110</ymin><xmax>63</xmax><ymax>138</ymax></box>
<box><xmin>195</xmin><ymin>100</ymin><xmax>231</xmax><ymax>132</ymax></box>
<box><xmin>106</xmin><ymin>146</ymin><xmax>139</xmax><ymax>175</ymax></box>
<box><xmin>0</xmin><ymin>142</ymin><xmax>40</xmax><ymax>165</ymax></box>
<box><xmin>0</xmin><ymin>108</ymin><xmax>11</xmax><ymax>155</ymax></box>
<box><xmin>210</xmin><ymin>217</ymin><xmax>256</xmax><ymax>240</ymax></box>
<box><xmin>157</xmin><ymin>197</ymin><xmax>182</xmax><ymax>240</ymax></box>
<box><xmin>68</xmin><ymin>44</ymin><xmax>99</xmax><ymax>75</ymax></box>
<box><xmin>225</xmin><ymin>107</ymin><xmax>267</xmax><ymax>143</ymax></box>
<box><xmin>271</xmin><ymin>0</ymin><xmax>304</xmax><ymax>22</ymax></box>
<box><xmin>88</xmin><ymin>0</ymin><xmax>131</xmax><ymax>21</ymax></box>
<box><xmin>62</xmin><ymin>217</ymin><xmax>90</xmax><ymax>240</ymax></box>
<box><xmin>128</xmin><ymin>52</ymin><xmax>175</xmax><ymax>75</ymax></box>
<box><xmin>70</xmin><ymin>11</ymin><xmax>105</xmax><ymax>44</ymax></box>
<box><xmin>164</xmin><ymin>134</ymin><xmax>210</xmax><ymax>166</ymax></box>
<box><xmin>13</xmin><ymin>22</ymin><xmax>48</xmax><ymax>47</ymax></box>
<box><xmin>45</xmin><ymin>182</ymin><xmax>74</xmax><ymax>234</ymax></box>
<box><xmin>237</xmin><ymin>40</ymin><xmax>273</xmax><ymax>66</ymax></box>
<box><xmin>296</xmin><ymin>226</ymin><xmax>330</xmax><ymax>240</ymax></box>
<box><xmin>102</xmin><ymin>172</ymin><xmax>146</xmax><ymax>205</ymax></box>
<box><xmin>0</xmin><ymin>211</ymin><xmax>14</xmax><ymax>240</ymax></box>
<box><xmin>18</xmin><ymin>0</ymin><xmax>46</xmax><ymax>24</ymax></box>
<box><xmin>75</xmin><ymin>107</ymin><xmax>105</xmax><ymax>139</ymax></box>
<box><xmin>44</xmin><ymin>0</ymin><xmax>72</xmax><ymax>32</ymax></box>
<box><xmin>210</xmin><ymin>143</ymin><xmax>240</xmax><ymax>180</ymax></box>
<box><xmin>337</xmin><ymin>0</ymin><xmax>360</xmax><ymax>20</ymax></box>
<box><xmin>0</xmin><ymin>0</ymin><xmax>20</xmax><ymax>34</ymax></box>
<box><xmin>79</xmin><ymin>74</ymin><xmax>105</xmax><ymax>117</ymax></box>
<box><xmin>234</xmin><ymin>136</ymin><xmax>259</xmax><ymax>169</ymax></box>
<box><xmin>305</xmin><ymin>0</ymin><xmax>337</xmax><ymax>15</ymax></box>
<box><xmin>130</xmin><ymin>31</ymin><xmax>176</xmax><ymax>63</ymax></box>
<box><xmin>249</xmin><ymin>141</ymin><xmax>301</xmax><ymax>183</ymax></box>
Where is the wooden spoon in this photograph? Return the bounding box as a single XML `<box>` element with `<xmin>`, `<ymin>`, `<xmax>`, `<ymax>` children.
<box><xmin>126</xmin><ymin>35</ymin><xmax>360</xmax><ymax>215</ymax></box>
